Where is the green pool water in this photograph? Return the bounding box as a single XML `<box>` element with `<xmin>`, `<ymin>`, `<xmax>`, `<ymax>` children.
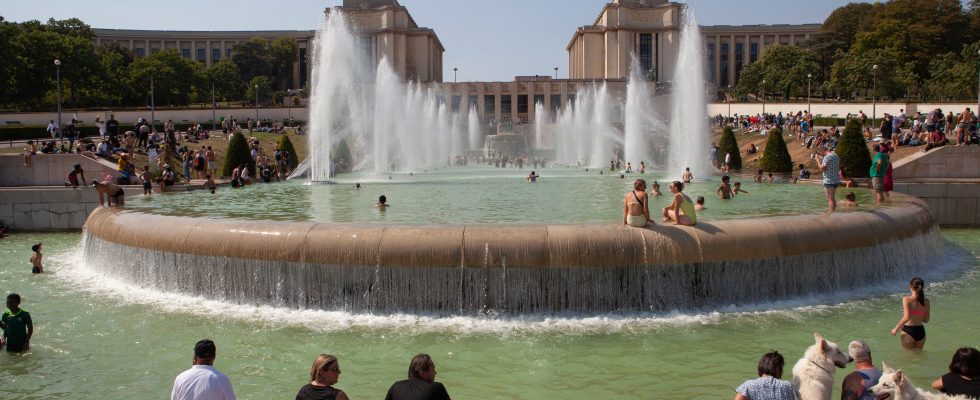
<box><xmin>0</xmin><ymin>230</ymin><xmax>977</xmax><ymax>399</ymax></box>
<box><xmin>129</xmin><ymin>168</ymin><xmax>879</xmax><ymax>224</ymax></box>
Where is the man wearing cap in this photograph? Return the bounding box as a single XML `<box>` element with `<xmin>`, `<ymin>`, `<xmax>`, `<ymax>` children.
<box><xmin>171</xmin><ymin>339</ymin><xmax>236</xmax><ymax>400</ymax></box>
<box><xmin>840</xmin><ymin>340</ymin><xmax>882</xmax><ymax>400</ymax></box>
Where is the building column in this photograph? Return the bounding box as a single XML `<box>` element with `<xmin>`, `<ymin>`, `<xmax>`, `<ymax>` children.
<box><xmin>714</xmin><ymin>35</ymin><xmax>721</xmax><ymax>87</ymax></box>
<box><xmin>744</xmin><ymin>34</ymin><xmax>751</xmax><ymax>65</ymax></box>
<box><xmin>728</xmin><ymin>34</ymin><xmax>736</xmax><ymax>86</ymax></box>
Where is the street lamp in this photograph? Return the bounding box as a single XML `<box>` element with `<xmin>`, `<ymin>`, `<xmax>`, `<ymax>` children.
<box><xmin>150</xmin><ymin>75</ymin><xmax>155</xmax><ymax>133</ymax></box>
<box><xmin>453</xmin><ymin>67</ymin><xmax>458</xmax><ymax>83</ymax></box>
<box><xmin>254</xmin><ymin>84</ymin><xmax>259</xmax><ymax>123</ymax></box>
<box><xmin>554</xmin><ymin>67</ymin><xmax>559</xmax><ymax>79</ymax></box>
<box><xmin>807</xmin><ymin>73</ymin><xmax>812</xmax><ymax>115</ymax></box>
<box><xmin>872</xmin><ymin>64</ymin><xmax>878</xmax><ymax>129</ymax></box>
<box><xmin>762</xmin><ymin>79</ymin><xmax>766</xmax><ymax>115</ymax></box>
<box><xmin>211</xmin><ymin>80</ymin><xmax>216</xmax><ymax>132</ymax></box>
<box><xmin>727</xmin><ymin>84</ymin><xmax>733</xmax><ymax>119</ymax></box>
<box><xmin>976</xmin><ymin>50</ymin><xmax>979</xmax><ymax>122</ymax></box>
<box><xmin>54</xmin><ymin>59</ymin><xmax>62</xmax><ymax>143</ymax></box>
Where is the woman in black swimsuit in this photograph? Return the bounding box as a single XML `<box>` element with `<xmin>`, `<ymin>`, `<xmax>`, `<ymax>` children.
<box><xmin>890</xmin><ymin>277</ymin><xmax>930</xmax><ymax>350</ymax></box>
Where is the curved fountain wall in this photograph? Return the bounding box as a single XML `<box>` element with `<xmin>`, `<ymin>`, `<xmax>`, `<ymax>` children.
<box><xmin>82</xmin><ymin>194</ymin><xmax>941</xmax><ymax>315</ymax></box>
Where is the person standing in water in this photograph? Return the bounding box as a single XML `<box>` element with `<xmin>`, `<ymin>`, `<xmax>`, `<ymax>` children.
<box><xmin>623</xmin><ymin>179</ymin><xmax>651</xmax><ymax>227</ymax></box>
<box><xmin>1</xmin><ymin>293</ymin><xmax>33</xmax><ymax>353</ymax></box>
<box><xmin>376</xmin><ymin>195</ymin><xmax>390</xmax><ymax>209</ymax></box>
<box><xmin>682</xmin><ymin>167</ymin><xmax>693</xmax><ymax>183</ymax></box>
<box><xmin>663</xmin><ymin>181</ymin><xmax>697</xmax><ymax>226</ymax></box>
<box><xmin>890</xmin><ymin>277</ymin><xmax>930</xmax><ymax>350</ymax></box>
<box><xmin>30</xmin><ymin>243</ymin><xmax>43</xmax><ymax>274</ymax></box>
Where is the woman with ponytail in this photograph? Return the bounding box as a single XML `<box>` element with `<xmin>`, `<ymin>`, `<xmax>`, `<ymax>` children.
<box><xmin>890</xmin><ymin>277</ymin><xmax>930</xmax><ymax>349</ymax></box>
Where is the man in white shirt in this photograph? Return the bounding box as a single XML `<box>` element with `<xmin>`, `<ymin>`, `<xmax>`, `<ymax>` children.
<box><xmin>47</xmin><ymin>120</ymin><xmax>59</xmax><ymax>139</ymax></box>
<box><xmin>171</xmin><ymin>339</ymin><xmax>236</xmax><ymax>400</ymax></box>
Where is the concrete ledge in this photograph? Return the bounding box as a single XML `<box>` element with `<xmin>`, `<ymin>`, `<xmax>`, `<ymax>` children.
<box><xmin>0</xmin><ymin>187</ymin><xmax>103</xmax><ymax>231</ymax></box>
<box><xmin>1</xmin><ymin>154</ymin><xmax>119</xmax><ymax>187</ymax></box>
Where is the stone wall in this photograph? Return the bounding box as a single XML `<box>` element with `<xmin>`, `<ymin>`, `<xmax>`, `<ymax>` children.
<box><xmin>0</xmin><ymin>187</ymin><xmax>102</xmax><ymax>231</ymax></box>
<box><xmin>0</xmin><ymin>154</ymin><xmax>119</xmax><ymax>187</ymax></box>
<box><xmin>891</xmin><ymin>146</ymin><xmax>980</xmax><ymax>228</ymax></box>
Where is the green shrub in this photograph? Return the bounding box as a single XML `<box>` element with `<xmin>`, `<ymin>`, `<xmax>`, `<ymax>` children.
<box><xmin>332</xmin><ymin>138</ymin><xmax>353</xmax><ymax>175</ymax></box>
<box><xmin>220</xmin><ymin>132</ymin><xmax>254</xmax><ymax>178</ymax></box>
<box><xmin>718</xmin><ymin>126</ymin><xmax>742</xmax><ymax>172</ymax></box>
<box><xmin>836</xmin><ymin>119</ymin><xmax>871</xmax><ymax>178</ymax></box>
<box><xmin>276</xmin><ymin>135</ymin><xmax>299</xmax><ymax>168</ymax></box>
<box><xmin>759</xmin><ymin>127</ymin><xmax>793</xmax><ymax>173</ymax></box>
<box><xmin>812</xmin><ymin>117</ymin><xmax>846</xmax><ymax>128</ymax></box>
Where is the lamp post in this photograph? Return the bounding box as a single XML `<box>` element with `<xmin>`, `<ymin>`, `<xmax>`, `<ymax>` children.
<box><xmin>453</xmin><ymin>67</ymin><xmax>458</xmax><ymax>83</ymax></box>
<box><xmin>762</xmin><ymin>79</ymin><xmax>766</xmax><ymax>115</ymax></box>
<box><xmin>150</xmin><ymin>75</ymin><xmax>155</xmax><ymax>133</ymax></box>
<box><xmin>872</xmin><ymin>64</ymin><xmax>878</xmax><ymax>129</ymax></box>
<box><xmin>807</xmin><ymin>73</ymin><xmax>812</xmax><ymax>115</ymax></box>
<box><xmin>211</xmin><ymin>81</ymin><xmax>216</xmax><ymax>132</ymax></box>
<box><xmin>254</xmin><ymin>84</ymin><xmax>259</xmax><ymax>123</ymax></box>
<box><xmin>727</xmin><ymin>84</ymin><xmax>733</xmax><ymax>119</ymax></box>
<box><xmin>54</xmin><ymin>59</ymin><xmax>62</xmax><ymax>143</ymax></box>
<box><xmin>554</xmin><ymin>67</ymin><xmax>559</xmax><ymax>79</ymax></box>
<box><xmin>976</xmin><ymin>50</ymin><xmax>979</xmax><ymax>122</ymax></box>
<box><xmin>286</xmin><ymin>89</ymin><xmax>292</xmax><ymax>128</ymax></box>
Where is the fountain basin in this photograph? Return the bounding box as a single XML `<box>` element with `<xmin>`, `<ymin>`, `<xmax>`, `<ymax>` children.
<box><xmin>83</xmin><ymin>193</ymin><xmax>940</xmax><ymax>315</ymax></box>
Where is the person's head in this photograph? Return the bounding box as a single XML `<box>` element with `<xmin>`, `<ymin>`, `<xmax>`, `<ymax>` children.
<box><xmin>845</xmin><ymin>192</ymin><xmax>856</xmax><ymax>202</ymax></box>
<box><xmin>408</xmin><ymin>354</ymin><xmax>436</xmax><ymax>382</ymax></box>
<box><xmin>872</xmin><ymin>144</ymin><xmax>880</xmax><ymax>153</ymax></box>
<box><xmin>798</xmin><ymin>164</ymin><xmax>805</xmax><ymax>170</ymax></box>
<box><xmin>767</xmin><ymin>173</ymin><xmax>773</xmax><ymax>178</ymax></box>
<box><xmin>848</xmin><ymin>340</ymin><xmax>873</xmax><ymax>364</ymax></box>
<box><xmin>31</xmin><ymin>243</ymin><xmax>42</xmax><ymax>253</ymax></box>
<box><xmin>7</xmin><ymin>293</ymin><xmax>22</xmax><ymax>310</ymax></box>
<box><xmin>309</xmin><ymin>354</ymin><xmax>341</xmax><ymax>385</ymax></box>
<box><xmin>685</xmin><ymin>167</ymin><xmax>690</xmax><ymax>172</ymax></box>
<box><xmin>74</xmin><ymin>163</ymin><xmax>82</xmax><ymax>172</ymax></box>
<box><xmin>757</xmin><ymin>169</ymin><xmax>763</xmax><ymax>175</ymax></box>
<box><xmin>909</xmin><ymin>277</ymin><xmax>925</xmax><ymax>306</ymax></box>
<box><xmin>633</xmin><ymin>179</ymin><xmax>646</xmax><ymax>191</ymax></box>
<box><xmin>757</xmin><ymin>351</ymin><xmax>785</xmax><ymax>379</ymax></box>
<box><xmin>734</xmin><ymin>182</ymin><xmax>742</xmax><ymax>188</ymax></box>
<box><xmin>193</xmin><ymin>339</ymin><xmax>217</xmax><ymax>365</ymax></box>
<box><xmin>670</xmin><ymin>181</ymin><xmax>684</xmax><ymax>193</ymax></box>
<box><xmin>949</xmin><ymin>347</ymin><xmax>980</xmax><ymax>379</ymax></box>
<box><xmin>205</xmin><ymin>174</ymin><xmax>211</xmax><ymax>180</ymax></box>
<box><xmin>378</xmin><ymin>195</ymin><xmax>387</xmax><ymax>204</ymax></box>
<box><xmin>696</xmin><ymin>196</ymin><xmax>705</xmax><ymax>205</ymax></box>
<box><xmin>91</xmin><ymin>180</ymin><xmax>101</xmax><ymax>188</ymax></box>
<box><xmin>652</xmin><ymin>181</ymin><xmax>660</xmax><ymax>189</ymax></box>
<box><xmin>722</xmin><ymin>175</ymin><xmax>730</xmax><ymax>183</ymax></box>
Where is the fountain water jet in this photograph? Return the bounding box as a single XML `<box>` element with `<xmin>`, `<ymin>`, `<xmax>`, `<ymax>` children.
<box><xmin>668</xmin><ymin>10</ymin><xmax>710</xmax><ymax>180</ymax></box>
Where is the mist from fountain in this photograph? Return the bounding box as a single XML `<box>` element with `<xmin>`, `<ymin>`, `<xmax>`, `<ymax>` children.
<box><xmin>533</xmin><ymin>102</ymin><xmax>546</xmax><ymax>149</ymax></box>
<box><xmin>554</xmin><ymin>83</ymin><xmax>621</xmax><ymax>167</ymax></box>
<box><xmin>668</xmin><ymin>10</ymin><xmax>710</xmax><ymax>180</ymax></box>
<box><xmin>467</xmin><ymin>106</ymin><xmax>481</xmax><ymax>152</ymax></box>
<box><xmin>623</xmin><ymin>55</ymin><xmax>660</xmax><ymax>170</ymax></box>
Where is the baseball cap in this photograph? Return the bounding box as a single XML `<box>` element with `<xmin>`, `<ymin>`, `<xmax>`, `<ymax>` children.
<box><xmin>848</xmin><ymin>340</ymin><xmax>871</xmax><ymax>362</ymax></box>
<box><xmin>194</xmin><ymin>339</ymin><xmax>216</xmax><ymax>359</ymax></box>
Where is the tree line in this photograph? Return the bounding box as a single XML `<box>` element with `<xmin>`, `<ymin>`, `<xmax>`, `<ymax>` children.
<box><xmin>0</xmin><ymin>17</ymin><xmax>298</xmax><ymax>112</ymax></box>
<box><xmin>734</xmin><ymin>0</ymin><xmax>980</xmax><ymax>102</ymax></box>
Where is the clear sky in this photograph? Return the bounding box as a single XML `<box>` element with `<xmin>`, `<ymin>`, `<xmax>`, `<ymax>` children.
<box><xmin>3</xmin><ymin>0</ymin><xmax>869</xmax><ymax>81</ymax></box>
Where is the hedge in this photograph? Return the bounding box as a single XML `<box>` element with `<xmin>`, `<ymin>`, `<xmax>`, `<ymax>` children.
<box><xmin>759</xmin><ymin>127</ymin><xmax>793</xmax><ymax>173</ymax></box>
<box><xmin>0</xmin><ymin>119</ymin><xmax>305</xmax><ymax>142</ymax></box>
<box><xmin>276</xmin><ymin>135</ymin><xmax>300</xmax><ymax>168</ymax></box>
<box><xmin>836</xmin><ymin>119</ymin><xmax>872</xmax><ymax>178</ymax></box>
<box><xmin>220</xmin><ymin>132</ymin><xmax>255</xmax><ymax>178</ymax></box>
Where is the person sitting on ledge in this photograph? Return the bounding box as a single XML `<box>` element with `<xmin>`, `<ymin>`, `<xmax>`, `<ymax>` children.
<box><xmin>296</xmin><ymin>354</ymin><xmax>350</xmax><ymax>400</ymax></box>
<box><xmin>376</xmin><ymin>195</ymin><xmax>390</xmax><ymax>209</ymax></box>
<box><xmin>844</xmin><ymin>192</ymin><xmax>859</xmax><ymax>207</ymax></box>
<box><xmin>623</xmin><ymin>179</ymin><xmax>651</xmax><ymax>228</ymax></box>
<box><xmin>384</xmin><ymin>354</ymin><xmax>451</xmax><ymax>400</ymax></box>
<box><xmin>92</xmin><ymin>180</ymin><xmax>125</xmax><ymax>207</ymax></box>
<box><xmin>663</xmin><ymin>181</ymin><xmax>697</xmax><ymax>226</ymax></box>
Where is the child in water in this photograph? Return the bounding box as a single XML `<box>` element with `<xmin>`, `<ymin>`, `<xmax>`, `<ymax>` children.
<box><xmin>138</xmin><ymin>165</ymin><xmax>152</xmax><ymax>195</ymax></box>
<box><xmin>695</xmin><ymin>196</ymin><xmax>706</xmax><ymax>211</ymax></box>
<box><xmin>650</xmin><ymin>181</ymin><xmax>663</xmax><ymax>197</ymax></box>
<box><xmin>844</xmin><ymin>192</ymin><xmax>859</xmax><ymax>207</ymax></box>
<box><xmin>732</xmin><ymin>182</ymin><xmax>750</xmax><ymax>197</ymax></box>
<box><xmin>717</xmin><ymin>176</ymin><xmax>733</xmax><ymax>199</ymax></box>
<box><xmin>30</xmin><ymin>243</ymin><xmax>43</xmax><ymax>274</ymax></box>
<box><xmin>203</xmin><ymin>175</ymin><xmax>217</xmax><ymax>194</ymax></box>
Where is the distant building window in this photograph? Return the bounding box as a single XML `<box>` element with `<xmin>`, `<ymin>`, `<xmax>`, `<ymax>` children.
<box><xmin>567</xmin><ymin>94</ymin><xmax>576</xmax><ymax>107</ymax></box>
<box><xmin>517</xmin><ymin>95</ymin><xmax>528</xmax><ymax>113</ymax></box>
<box><xmin>501</xmin><ymin>95</ymin><xmax>512</xmax><ymax>114</ymax></box>
<box><xmin>467</xmin><ymin>95</ymin><xmax>478</xmax><ymax>111</ymax></box>
<box><xmin>197</xmin><ymin>48</ymin><xmax>206</xmax><ymax>62</ymax></box>
<box><xmin>135</xmin><ymin>48</ymin><xmax>145</xmax><ymax>57</ymax></box>
<box><xmin>299</xmin><ymin>48</ymin><xmax>308</xmax><ymax>88</ymax></box>
<box><xmin>639</xmin><ymin>33</ymin><xmax>653</xmax><ymax>76</ymax></box>
<box><xmin>226</xmin><ymin>48</ymin><xmax>233</xmax><ymax>58</ymax></box>
<box><xmin>150</xmin><ymin>48</ymin><xmax>160</xmax><ymax>55</ymax></box>
<box><xmin>735</xmin><ymin>43</ymin><xmax>744</xmax><ymax>82</ymax></box>
<box><xmin>212</xmin><ymin>48</ymin><xmax>221</xmax><ymax>62</ymax></box>
<box><xmin>451</xmin><ymin>96</ymin><xmax>461</xmax><ymax>112</ymax></box>
<box><xmin>181</xmin><ymin>48</ymin><xmax>191</xmax><ymax>58</ymax></box>
<box><xmin>720</xmin><ymin>43</ymin><xmax>729</xmax><ymax>87</ymax></box>
<box><xmin>750</xmin><ymin>43</ymin><xmax>759</xmax><ymax>63</ymax></box>
<box><xmin>706</xmin><ymin>43</ymin><xmax>715</xmax><ymax>83</ymax></box>
<box><xmin>484</xmin><ymin>95</ymin><xmax>495</xmax><ymax>115</ymax></box>
<box><xmin>533</xmin><ymin>95</ymin><xmax>544</xmax><ymax>109</ymax></box>
<box><xmin>550</xmin><ymin>94</ymin><xmax>561</xmax><ymax>113</ymax></box>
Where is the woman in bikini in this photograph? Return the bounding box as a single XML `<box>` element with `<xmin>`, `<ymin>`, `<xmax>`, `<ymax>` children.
<box><xmin>623</xmin><ymin>179</ymin><xmax>651</xmax><ymax>227</ymax></box>
<box><xmin>662</xmin><ymin>181</ymin><xmax>697</xmax><ymax>226</ymax></box>
<box><xmin>890</xmin><ymin>277</ymin><xmax>930</xmax><ymax>350</ymax></box>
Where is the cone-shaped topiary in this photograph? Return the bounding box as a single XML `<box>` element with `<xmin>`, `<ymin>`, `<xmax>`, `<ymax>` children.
<box><xmin>759</xmin><ymin>127</ymin><xmax>793</xmax><ymax>173</ymax></box>
<box><xmin>276</xmin><ymin>135</ymin><xmax>299</xmax><ymax>168</ymax></box>
<box><xmin>718</xmin><ymin>126</ymin><xmax>742</xmax><ymax>172</ymax></box>
<box><xmin>220</xmin><ymin>132</ymin><xmax>255</xmax><ymax>178</ymax></box>
<box><xmin>836</xmin><ymin>118</ymin><xmax>871</xmax><ymax>178</ymax></box>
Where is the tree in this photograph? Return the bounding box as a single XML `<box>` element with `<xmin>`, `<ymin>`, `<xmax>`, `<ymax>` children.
<box><xmin>221</xmin><ymin>132</ymin><xmax>255</xmax><ymax>178</ymax></box>
<box><xmin>276</xmin><ymin>135</ymin><xmax>300</xmax><ymax>168</ymax></box>
<box><xmin>269</xmin><ymin>37</ymin><xmax>298</xmax><ymax>90</ymax></box>
<box><xmin>829</xmin><ymin>47</ymin><xmax>903</xmax><ymax>100</ymax></box>
<box><xmin>836</xmin><ymin>119</ymin><xmax>872</xmax><ymax>178</ymax></box>
<box><xmin>205</xmin><ymin>59</ymin><xmax>243</xmax><ymax>105</ymax></box>
<box><xmin>718</xmin><ymin>126</ymin><xmax>742</xmax><ymax>172</ymax></box>
<box><xmin>246</xmin><ymin>76</ymin><xmax>273</xmax><ymax>105</ymax></box>
<box><xmin>232</xmin><ymin>37</ymin><xmax>273</xmax><ymax>89</ymax></box>
<box><xmin>129</xmin><ymin>49</ymin><xmax>203</xmax><ymax>106</ymax></box>
<box><xmin>758</xmin><ymin>128</ymin><xmax>793</xmax><ymax>173</ymax></box>
<box><xmin>806</xmin><ymin>2</ymin><xmax>875</xmax><ymax>81</ymax></box>
<box><xmin>735</xmin><ymin>45</ymin><xmax>820</xmax><ymax>100</ymax></box>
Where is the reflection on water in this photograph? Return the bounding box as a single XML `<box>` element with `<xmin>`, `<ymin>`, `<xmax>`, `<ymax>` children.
<box><xmin>131</xmin><ymin>167</ymin><xmax>879</xmax><ymax>224</ymax></box>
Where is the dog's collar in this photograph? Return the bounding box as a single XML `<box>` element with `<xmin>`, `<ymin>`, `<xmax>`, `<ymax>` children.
<box><xmin>808</xmin><ymin>359</ymin><xmax>833</xmax><ymax>375</ymax></box>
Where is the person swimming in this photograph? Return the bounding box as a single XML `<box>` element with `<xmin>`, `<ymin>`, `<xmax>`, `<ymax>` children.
<box><xmin>844</xmin><ymin>192</ymin><xmax>858</xmax><ymax>207</ymax></box>
<box><xmin>732</xmin><ymin>182</ymin><xmax>750</xmax><ymax>197</ymax></box>
<box><xmin>695</xmin><ymin>196</ymin><xmax>706</xmax><ymax>211</ymax></box>
<box><xmin>376</xmin><ymin>195</ymin><xmax>389</xmax><ymax>209</ymax></box>
<box><xmin>650</xmin><ymin>181</ymin><xmax>663</xmax><ymax>197</ymax></box>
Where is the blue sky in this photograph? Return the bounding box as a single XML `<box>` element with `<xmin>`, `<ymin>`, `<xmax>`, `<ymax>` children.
<box><xmin>4</xmin><ymin>0</ymin><xmax>868</xmax><ymax>81</ymax></box>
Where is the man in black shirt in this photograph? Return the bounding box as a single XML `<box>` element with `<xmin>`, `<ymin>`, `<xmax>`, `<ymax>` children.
<box><xmin>106</xmin><ymin>114</ymin><xmax>120</xmax><ymax>138</ymax></box>
<box><xmin>384</xmin><ymin>354</ymin><xmax>451</xmax><ymax>400</ymax></box>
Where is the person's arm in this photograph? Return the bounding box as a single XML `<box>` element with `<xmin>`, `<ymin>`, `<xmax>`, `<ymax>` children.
<box><xmin>97</xmin><ymin>188</ymin><xmax>106</xmax><ymax>206</ymax></box>
<box><xmin>923</xmin><ymin>299</ymin><xmax>930</xmax><ymax>323</ymax></box>
<box><xmin>644</xmin><ymin>194</ymin><xmax>651</xmax><ymax>223</ymax></box>
<box><xmin>25</xmin><ymin>312</ymin><xmax>32</xmax><ymax>342</ymax></box>
<box><xmin>623</xmin><ymin>196</ymin><xmax>629</xmax><ymax>225</ymax></box>
<box><xmin>222</xmin><ymin>376</ymin><xmax>236</xmax><ymax>400</ymax></box>
<box><xmin>671</xmin><ymin>194</ymin><xmax>682</xmax><ymax>225</ymax></box>
<box><xmin>891</xmin><ymin>297</ymin><xmax>911</xmax><ymax>335</ymax></box>
<box><xmin>931</xmin><ymin>376</ymin><xmax>944</xmax><ymax>391</ymax></box>
<box><xmin>734</xmin><ymin>393</ymin><xmax>750</xmax><ymax>400</ymax></box>
<box><xmin>336</xmin><ymin>390</ymin><xmax>350</xmax><ymax>400</ymax></box>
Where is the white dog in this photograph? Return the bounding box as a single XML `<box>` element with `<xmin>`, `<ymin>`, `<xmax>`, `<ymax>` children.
<box><xmin>869</xmin><ymin>363</ymin><xmax>970</xmax><ymax>400</ymax></box>
<box><xmin>792</xmin><ymin>332</ymin><xmax>854</xmax><ymax>400</ymax></box>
